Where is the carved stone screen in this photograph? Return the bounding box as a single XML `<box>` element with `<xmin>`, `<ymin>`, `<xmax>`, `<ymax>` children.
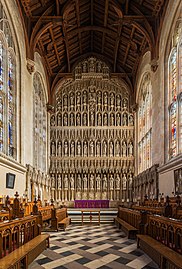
<box><xmin>50</xmin><ymin>57</ymin><xmax>134</xmax><ymax>206</ymax></box>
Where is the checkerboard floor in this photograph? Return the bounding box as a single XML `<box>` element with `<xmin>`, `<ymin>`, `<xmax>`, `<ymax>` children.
<box><xmin>29</xmin><ymin>224</ymin><xmax>159</xmax><ymax>269</ymax></box>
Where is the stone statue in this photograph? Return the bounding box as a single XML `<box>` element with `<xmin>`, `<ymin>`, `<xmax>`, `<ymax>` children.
<box><xmin>82</xmin><ymin>61</ymin><xmax>87</xmax><ymax>73</ymax></box>
<box><xmin>123</xmin><ymin>98</ymin><xmax>128</xmax><ymax>110</ymax></box>
<box><xmin>109</xmin><ymin>141</ymin><xmax>114</xmax><ymax>157</ymax></box>
<box><xmin>70</xmin><ymin>174</ymin><xmax>74</xmax><ymax>189</ymax></box>
<box><xmin>116</xmin><ymin>113</ymin><xmax>120</xmax><ymax>126</ymax></box>
<box><xmin>51</xmin><ymin>174</ymin><xmax>55</xmax><ymax>188</ymax></box>
<box><xmin>129</xmin><ymin>115</ymin><xmax>134</xmax><ymax>126</ymax></box>
<box><xmin>103</xmin><ymin>113</ymin><xmax>108</xmax><ymax>125</ymax></box>
<box><xmin>57</xmin><ymin>141</ymin><xmax>62</xmax><ymax>156</ymax></box>
<box><xmin>76</xmin><ymin>113</ymin><xmax>81</xmax><ymax>126</ymax></box>
<box><xmin>90</xmin><ymin>174</ymin><xmax>94</xmax><ymax>189</ymax></box>
<box><xmin>58</xmin><ymin>174</ymin><xmax>62</xmax><ymax>188</ymax></box>
<box><xmin>77</xmin><ymin>141</ymin><xmax>82</xmax><ymax>156</ymax></box>
<box><xmin>51</xmin><ymin>141</ymin><xmax>56</xmax><ymax>156</ymax></box>
<box><xmin>122</xmin><ymin>113</ymin><xmax>128</xmax><ymax>126</ymax></box>
<box><xmin>83</xmin><ymin>141</ymin><xmax>88</xmax><ymax>156</ymax></box>
<box><xmin>103</xmin><ymin>174</ymin><xmax>107</xmax><ymax>190</ymax></box>
<box><xmin>50</xmin><ymin>115</ymin><xmax>55</xmax><ymax>126</ymax></box>
<box><xmin>64</xmin><ymin>174</ymin><xmax>68</xmax><ymax>189</ymax></box>
<box><xmin>128</xmin><ymin>141</ymin><xmax>133</xmax><ymax>156</ymax></box>
<box><xmin>110</xmin><ymin>174</ymin><xmax>114</xmax><ymax>189</ymax></box>
<box><xmin>110</xmin><ymin>113</ymin><xmax>114</xmax><ymax>126</ymax></box>
<box><xmin>97</xmin><ymin>91</ymin><xmax>102</xmax><ymax>105</ymax></box>
<box><xmin>77</xmin><ymin>174</ymin><xmax>82</xmax><ymax>189</ymax></box>
<box><xmin>116</xmin><ymin>95</ymin><xmax>120</xmax><ymax>107</ymax></box>
<box><xmin>63</xmin><ymin>94</ymin><xmax>68</xmax><ymax>107</ymax></box>
<box><xmin>97</xmin><ymin>113</ymin><xmax>102</xmax><ymax>126</ymax></box>
<box><xmin>70</xmin><ymin>92</ymin><xmax>74</xmax><ymax>107</ymax></box>
<box><xmin>64</xmin><ymin>141</ymin><xmax>68</xmax><ymax>156</ymax></box>
<box><xmin>76</xmin><ymin>92</ymin><xmax>81</xmax><ymax>107</ymax></box>
<box><xmin>115</xmin><ymin>140</ymin><xmax>120</xmax><ymax>157</ymax></box>
<box><xmin>116</xmin><ymin>174</ymin><xmax>121</xmax><ymax>189</ymax></box>
<box><xmin>110</xmin><ymin>92</ymin><xmax>115</xmax><ymax>107</ymax></box>
<box><xmin>96</xmin><ymin>141</ymin><xmax>101</xmax><ymax>156</ymax></box>
<box><xmin>83</xmin><ymin>174</ymin><xmax>87</xmax><ymax>189</ymax></box>
<box><xmin>70</xmin><ymin>113</ymin><xmax>75</xmax><ymax>126</ymax></box>
<box><xmin>102</xmin><ymin>140</ymin><xmax>107</xmax><ymax>156</ymax></box>
<box><xmin>90</xmin><ymin>112</ymin><xmax>94</xmax><ymax>126</ymax></box>
<box><xmin>122</xmin><ymin>141</ymin><xmax>127</xmax><ymax>157</ymax></box>
<box><xmin>57</xmin><ymin>114</ymin><xmax>61</xmax><ymax>126</ymax></box>
<box><xmin>90</xmin><ymin>140</ymin><xmax>94</xmax><ymax>156</ymax></box>
<box><xmin>63</xmin><ymin>113</ymin><xmax>68</xmax><ymax>126</ymax></box>
<box><xmin>122</xmin><ymin>173</ymin><xmax>127</xmax><ymax>190</ymax></box>
<box><xmin>70</xmin><ymin>141</ymin><xmax>75</xmax><ymax>156</ymax></box>
<box><xmin>96</xmin><ymin>174</ymin><xmax>101</xmax><ymax>189</ymax></box>
<box><xmin>83</xmin><ymin>113</ymin><xmax>87</xmax><ymax>126</ymax></box>
<box><xmin>104</xmin><ymin>92</ymin><xmax>108</xmax><ymax>106</ymax></box>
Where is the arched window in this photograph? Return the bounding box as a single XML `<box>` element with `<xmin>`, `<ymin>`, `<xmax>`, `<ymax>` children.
<box><xmin>168</xmin><ymin>20</ymin><xmax>182</xmax><ymax>158</ymax></box>
<box><xmin>138</xmin><ymin>73</ymin><xmax>152</xmax><ymax>173</ymax></box>
<box><xmin>0</xmin><ymin>3</ymin><xmax>16</xmax><ymax>159</ymax></box>
<box><xmin>33</xmin><ymin>72</ymin><xmax>47</xmax><ymax>172</ymax></box>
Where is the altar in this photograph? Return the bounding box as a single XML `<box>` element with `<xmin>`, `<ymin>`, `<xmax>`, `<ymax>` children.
<box><xmin>74</xmin><ymin>200</ymin><xmax>109</xmax><ymax>208</ymax></box>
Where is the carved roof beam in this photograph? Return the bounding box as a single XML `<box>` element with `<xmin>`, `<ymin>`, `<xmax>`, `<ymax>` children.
<box><xmin>123</xmin><ymin>26</ymin><xmax>135</xmax><ymax>65</ymax></box>
<box><xmin>21</xmin><ymin>0</ymin><xmax>32</xmax><ymax>17</ymax></box>
<box><xmin>62</xmin><ymin>22</ymin><xmax>71</xmax><ymax>72</ymax></box>
<box><xmin>152</xmin><ymin>0</ymin><xmax>164</xmax><ymax>17</ymax></box>
<box><xmin>49</xmin><ymin>27</ymin><xmax>61</xmax><ymax>66</ymax></box>
<box><xmin>56</xmin><ymin>0</ymin><xmax>60</xmax><ymax>15</ymax></box>
<box><xmin>30</xmin><ymin>3</ymin><xmax>42</xmax><ymax>13</ymax></box>
<box><xmin>31</xmin><ymin>15</ymin><xmax>63</xmax><ymax>22</ymax></box>
<box><xmin>101</xmin><ymin>0</ymin><xmax>109</xmax><ymax>54</ymax></box>
<box><xmin>75</xmin><ymin>0</ymin><xmax>82</xmax><ymax>54</ymax></box>
<box><xmin>113</xmin><ymin>21</ymin><xmax>123</xmax><ymax>72</ymax></box>
<box><xmin>125</xmin><ymin>0</ymin><xmax>129</xmax><ymax>15</ymax></box>
<box><xmin>38</xmin><ymin>40</ymin><xmax>53</xmax><ymax>76</ymax></box>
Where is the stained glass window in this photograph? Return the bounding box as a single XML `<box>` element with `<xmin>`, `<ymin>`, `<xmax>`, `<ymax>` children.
<box><xmin>168</xmin><ymin>22</ymin><xmax>182</xmax><ymax>158</ymax></box>
<box><xmin>0</xmin><ymin>96</ymin><xmax>3</xmax><ymax>151</ymax></box>
<box><xmin>138</xmin><ymin>73</ymin><xmax>152</xmax><ymax>173</ymax></box>
<box><xmin>33</xmin><ymin>73</ymin><xmax>47</xmax><ymax>172</ymax></box>
<box><xmin>0</xmin><ymin>40</ymin><xmax>4</xmax><ymax>92</ymax></box>
<box><xmin>179</xmin><ymin>39</ymin><xmax>182</xmax><ymax>153</ymax></box>
<box><xmin>0</xmin><ymin>3</ymin><xmax>16</xmax><ymax>159</ymax></box>
<box><xmin>8</xmin><ymin>52</ymin><xmax>15</xmax><ymax>157</ymax></box>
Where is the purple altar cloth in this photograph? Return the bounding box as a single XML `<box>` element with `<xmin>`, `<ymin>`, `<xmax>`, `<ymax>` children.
<box><xmin>74</xmin><ymin>200</ymin><xmax>109</xmax><ymax>208</ymax></box>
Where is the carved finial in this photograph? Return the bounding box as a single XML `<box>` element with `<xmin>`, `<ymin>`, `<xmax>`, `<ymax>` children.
<box><xmin>14</xmin><ymin>191</ymin><xmax>19</xmax><ymax>199</ymax></box>
<box><xmin>151</xmin><ymin>58</ymin><xmax>159</xmax><ymax>72</ymax></box>
<box><xmin>26</xmin><ymin>58</ymin><xmax>35</xmax><ymax>74</ymax></box>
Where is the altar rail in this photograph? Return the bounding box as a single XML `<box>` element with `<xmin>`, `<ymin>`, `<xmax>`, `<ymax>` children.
<box><xmin>74</xmin><ymin>200</ymin><xmax>109</xmax><ymax>208</ymax></box>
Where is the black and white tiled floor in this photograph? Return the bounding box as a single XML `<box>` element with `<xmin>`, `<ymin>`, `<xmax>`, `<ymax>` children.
<box><xmin>29</xmin><ymin>224</ymin><xmax>159</xmax><ymax>269</ymax></box>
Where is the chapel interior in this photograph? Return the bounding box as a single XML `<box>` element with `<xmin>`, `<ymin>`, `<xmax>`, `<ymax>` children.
<box><xmin>0</xmin><ymin>0</ymin><xmax>182</xmax><ymax>268</ymax></box>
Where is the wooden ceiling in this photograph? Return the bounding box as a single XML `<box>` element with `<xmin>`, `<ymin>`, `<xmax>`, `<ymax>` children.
<box><xmin>17</xmin><ymin>0</ymin><xmax>168</xmax><ymax>93</ymax></box>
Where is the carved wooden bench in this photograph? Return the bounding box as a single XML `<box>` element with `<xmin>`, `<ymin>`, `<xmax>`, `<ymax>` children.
<box><xmin>115</xmin><ymin>217</ymin><xmax>138</xmax><ymax>239</ymax></box>
<box><xmin>0</xmin><ymin>234</ymin><xmax>49</xmax><ymax>269</ymax></box>
<box><xmin>137</xmin><ymin>234</ymin><xmax>182</xmax><ymax>269</ymax></box>
<box><xmin>58</xmin><ymin>217</ymin><xmax>71</xmax><ymax>231</ymax></box>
